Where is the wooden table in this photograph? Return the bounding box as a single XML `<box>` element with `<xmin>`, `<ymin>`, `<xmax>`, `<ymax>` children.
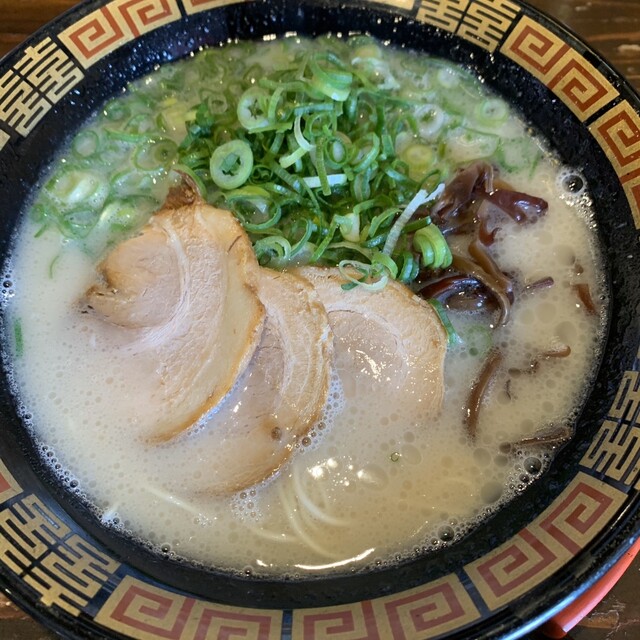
<box><xmin>0</xmin><ymin>1</ymin><xmax>639</xmax><ymax>639</ymax></box>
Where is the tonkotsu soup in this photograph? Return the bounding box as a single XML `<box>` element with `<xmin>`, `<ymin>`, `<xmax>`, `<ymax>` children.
<box><xmin>3</xmin><ymin>35</ymin><xmax>607</xmax><ymax>578</ymax></box>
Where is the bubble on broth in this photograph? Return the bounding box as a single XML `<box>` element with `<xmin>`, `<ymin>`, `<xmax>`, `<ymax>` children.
<box><xmin>557</xmin><ymin>167</ymin><xmax>588</xmax><ymax>203</ymax></box>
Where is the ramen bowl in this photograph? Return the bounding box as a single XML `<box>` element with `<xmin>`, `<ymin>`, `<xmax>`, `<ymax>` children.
<box><xmin>0</xmin><ymin>0</ymin><xmax>639</xmax><ymax>638</ymax></box>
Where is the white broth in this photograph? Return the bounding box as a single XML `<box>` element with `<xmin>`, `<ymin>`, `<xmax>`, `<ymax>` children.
<box><xmin>3</xmin><ymin>36</ymin><xmax>606</xmax><ymax>577</ymax></box>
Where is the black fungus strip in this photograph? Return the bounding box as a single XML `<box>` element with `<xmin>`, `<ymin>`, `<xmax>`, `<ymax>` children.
<box><xmin>451</xmin><ymin>254</ymin><xmax>512</xmax><ymax>325</ymax></box>
<box><xmin>463</xmin><ymin>348</ymin><xmax>504</xmax><ymax>441</ymax></box>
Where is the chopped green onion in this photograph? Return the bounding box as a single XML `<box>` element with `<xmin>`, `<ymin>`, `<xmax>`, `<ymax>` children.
<box><xmin>33</xmin><ymin>35</ymin><xmax>534</xmax><ymax>286</ymax></box>
<box><xmin>45</xmin><ymin>169</ymin><xmax>108</xmax><ymax>210</ymax></box>
<box><xmin>97</xmin><ymin>197</ymin><xmax>156</xmax><ymax>235</ymax></box>
<box><xmin>237</xmin><ymin>86</ymin><xmax>272</xmax><ymax>130</ymax></box>
<box><xmin>371</xmin><ymin>250</ymin><xmax>398</xmax><ymax>280</ymax></box>
<box><xmin>254</xmin><ymin>235</ymin><xmax>292</xmax><ymax>266</ymax></box>
<box><xmin>445</xmin><ymin>127</ymin><xmax>499</xmax><ymax>164</ymax></box>
<box><xmin>110</xmin><ymin>169</ymin><xmax>155</xmax><ymax>196</ymax></box>
<box><xmin>350</xmin><ymin>132</ymin><xmax>380</xmax><ymax>173</ymax></box>
<box><xmin>71</xmin><ymin>130</ymin><xmax>100</xmax><ymax>159</ymax></box>
<box><xmin>415</xmin><ymin>104</ymin><xmax>446</xmax><ymax>140</ymax></box>
<box><xmin>338</xmin><ymin>259</ymin><xmax>389</xmax><ymax>291</ymax></box>
<box><xmin>279</xmin><ymin>145</ymin><xmax>308</xmax><ymax>169</ymax></box>
<box><xmin>103</xmin><ymin>99</ymin><xmax>130</xmax><ymax>122</ymax></box>
<box><xmin>368</xmin><ymin>206</ymin><xmax>400</xmax><ymax>238</ymax></box>
<box><xmin>474</xmin><ymin>99</ymin><xmax>509</xmax><ymax>127</ymax></box>
<box><xmin>293</xmin><ymin>115</ymin><xmax>314</xmax><ymax>152</ymax></box>
<box><xmin>427</xmin><ymin>299</ymin><xmax>460</xmax><ymax>346</ymax></box>
<box><xmin>302</xmin><ymin>174</ymin><xmax>348</xmax><ymax>189</ymax></box>
<box><xmin>311</xmin><ymin>219</ymin><xmax>339</xmax><ymax>262</ymax></box>
<box><xmin>382</xmin><ymin>182</ymin><xmax>444</xmax><ymax>256</ymax></box>
<box><xmin>133</xmin><ymin>139</ymin><xmax>177</xmax><ymax>171</ymax></box>
<box><xmin>400</xmin><ymin>143</ymin><xmax>436</xmax><ymax>180</ymax></box>
<box><xmin>210</xmin><ymin>140</ymin><xmax>253</xmax><ymax>190</ymax></box>
<box><xmin>309</xmin><ymin>54</ymin><xmax>353</xmax><ymax>102</ymax></box>
<box><xmin>59</xmin><ymin>208</ymin><xmax>98</xmax><ymax>239</ymax></box>
<box><xmin>334</xmin><ymin>212</ymin><xmax>360</xmax><ymax>242</ymax></box>
<box><xmin>13</xmin><ymin>319</ymin><xmax>24</xmax><ymax>358</ymax></box>
<box><xmin>413</xmin><ymin>221</ymin><xmax>452</xmax><ymax>269</ymax></box>
<box><xmin>398</xmin><ymin>251</ymin><xmax>418</xmax><ymax>283</ymax></box>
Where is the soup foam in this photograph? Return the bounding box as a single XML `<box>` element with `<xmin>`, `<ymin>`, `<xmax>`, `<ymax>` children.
<box><xmin>4</xmin><ymin>163</ymin><xmax>605</xmax><ymax>576</ymax></box>
<box><xmin>2</xmin><ymin>38</ymin><xmax>607</xmax><ymax>577</ymax></box>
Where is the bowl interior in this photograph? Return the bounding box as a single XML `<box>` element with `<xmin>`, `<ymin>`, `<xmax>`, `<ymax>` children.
<box><xmin>0</xmin><ymin>0</ymin><xmax>639</xmax><ymax>638</ymax></box>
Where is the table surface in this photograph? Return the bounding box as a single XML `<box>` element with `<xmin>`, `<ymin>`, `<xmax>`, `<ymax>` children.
<box><xmin>0</xmin><ymin>1</ymin><xmax>639</xmax><ymax>639</ymax></box>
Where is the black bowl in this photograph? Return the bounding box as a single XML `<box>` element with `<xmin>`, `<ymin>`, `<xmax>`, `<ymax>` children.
<box><xmin>0</xmin><ymin>0</ymin><xmax>639</xmax><ymax>638</ymax></box>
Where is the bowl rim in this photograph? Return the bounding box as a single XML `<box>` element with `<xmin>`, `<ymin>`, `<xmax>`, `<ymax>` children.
<box><xmin>0</xmin><ymin>0</ymin><xmax>639</xmax><ymax>638</ymax></box>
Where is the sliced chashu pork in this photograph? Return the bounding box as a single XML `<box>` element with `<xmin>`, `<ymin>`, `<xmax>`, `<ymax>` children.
<box><xmin>174</xmin><ymin>268</ymin><xmax>333</xmax><ymax>494</ymax></box>
<box><xmin>82</xmin><ymin>187</ymin><xmax>266</xmax><ymax>443</ymax></box>
<box><xmin>295</xmin><ymin>267</ymin><xmax>447</xmax><ymax>417</ymax></box>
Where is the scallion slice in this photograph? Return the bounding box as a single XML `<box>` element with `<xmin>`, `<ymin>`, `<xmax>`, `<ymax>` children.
<box><xmin>210</xmin><ymin>140</ymin><xmax>254</xmax><ymax>190</ymax></box>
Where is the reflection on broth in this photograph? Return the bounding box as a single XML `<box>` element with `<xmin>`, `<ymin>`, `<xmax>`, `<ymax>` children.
<box><xmin>3</xmin><ymin>35</ymin><xmax>606</xmax><ymax>577</ymax></box>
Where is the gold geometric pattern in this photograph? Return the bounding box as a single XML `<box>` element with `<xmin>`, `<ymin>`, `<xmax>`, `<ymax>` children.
<box><xmin>181</xmin><ymin>0</ymin><xmax>252</xmax><ymax>15</ymax></box>
<box><xmin>290</xmin><ymin>573</ymin><xmax>480</xmax><ymax>640</ymax></box>
<box><xmin>0</xmin><ymin>71</ymin><xmax>49</xmax><ymax>136</ymax></box>
<box><xmin>456</xmin><ymin>0</ymin><xmax>520</xmax><ymax>52</ymax></box>
<box><xmin>417</xmin><ymin>0</ymin><xmax>470</xmax><ymax>33</ymax></box>
<box><xmin>502</xmin><ymin>15</ymin><xmax>618</xmax><ymax>121</ymax></box>
<box><xmin>369</xmin><ymin>0</ymin><xmax>415</xmax><ymax>9</ymax></box>
<box><xmin>291</xmin><ymin>601</ymin><xmax>380</xmax><ymax>640</ymax></box>
<box><xmin>581</xmin><ymin>368</ymin><xmax>640</xmax><ymax>487</ymax></box>
<box><xmin>589</xmin><ymin>101</ymin><xmax>640</xmax><ymax>228</ymax></box>
<box><xmin>95</xmin><ymin>575</ymin><xmax>282</xmax><ymax>639</ymax></box>
<box><xmin>581</xmin><ymin>419</ymin><xmax>640</xmax><ymax>488</ymax></box>
<box><xmin>373</xmin><ymin>574</ymin><xmax>481</xmax><ymax>639</ymax></box>
<box><xmin>0</xmin><ymin>37</ymin><xmax>83</xmax><ymax>137</ymax></box>
<box><xmin>59</xmin><ymin>0</ymin><xmax>182</xmax><ymax>68</ymax></box>
<box><xmin>0</xmin><ymin>494</ymin><xmax>119</xmax><ymax>616</ymax></box>
<box><xmin>96</xmin><ymin>577</ymin><xmax>196</xmax><ymax>639</ymax></box>
<box><xmin>533</xmin><ymin>475</ymin><xmax>625</xmax><ymax>555</ymax></box>
<box><xmin>465</xmin><ymin>473</ymin><xmax>625</xmax><ymax>610</ymax></box>
<box><xmin>0</xmin><ymin>129</ymin><xmax>8</xmax><ymax>151</ymax></box>
<box><xmin>590</xmin><ymin>101</ymin><xmax>640</xmax><ymax>179</ymax></box>
<box><xmin>546</xmin><ymin>48</ymin><xmax>619</xmax><ymax>121</ymax></box>
<box><xmin>608</xmin><ymin>369</ymin><xmax>640</xmax><ymax>424</ymax></box>
<box><xmin>0</xmin><ymin>494</ymin><xmax>71</xmax><ymax>575</ymax></box>
<box><xmin>416</xmin><ymin>0</ymin><xmax>519</xmax><ymax>52</ymax></box>
<box><xmin>13</xmin><ymin>37</ymin><xmax>84</xmax><ymax>104</ymax></box>
<box><xmin>623</xmin><ymin>173</ymin><xmax>640</xmax><ymax>229</ymax></box>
